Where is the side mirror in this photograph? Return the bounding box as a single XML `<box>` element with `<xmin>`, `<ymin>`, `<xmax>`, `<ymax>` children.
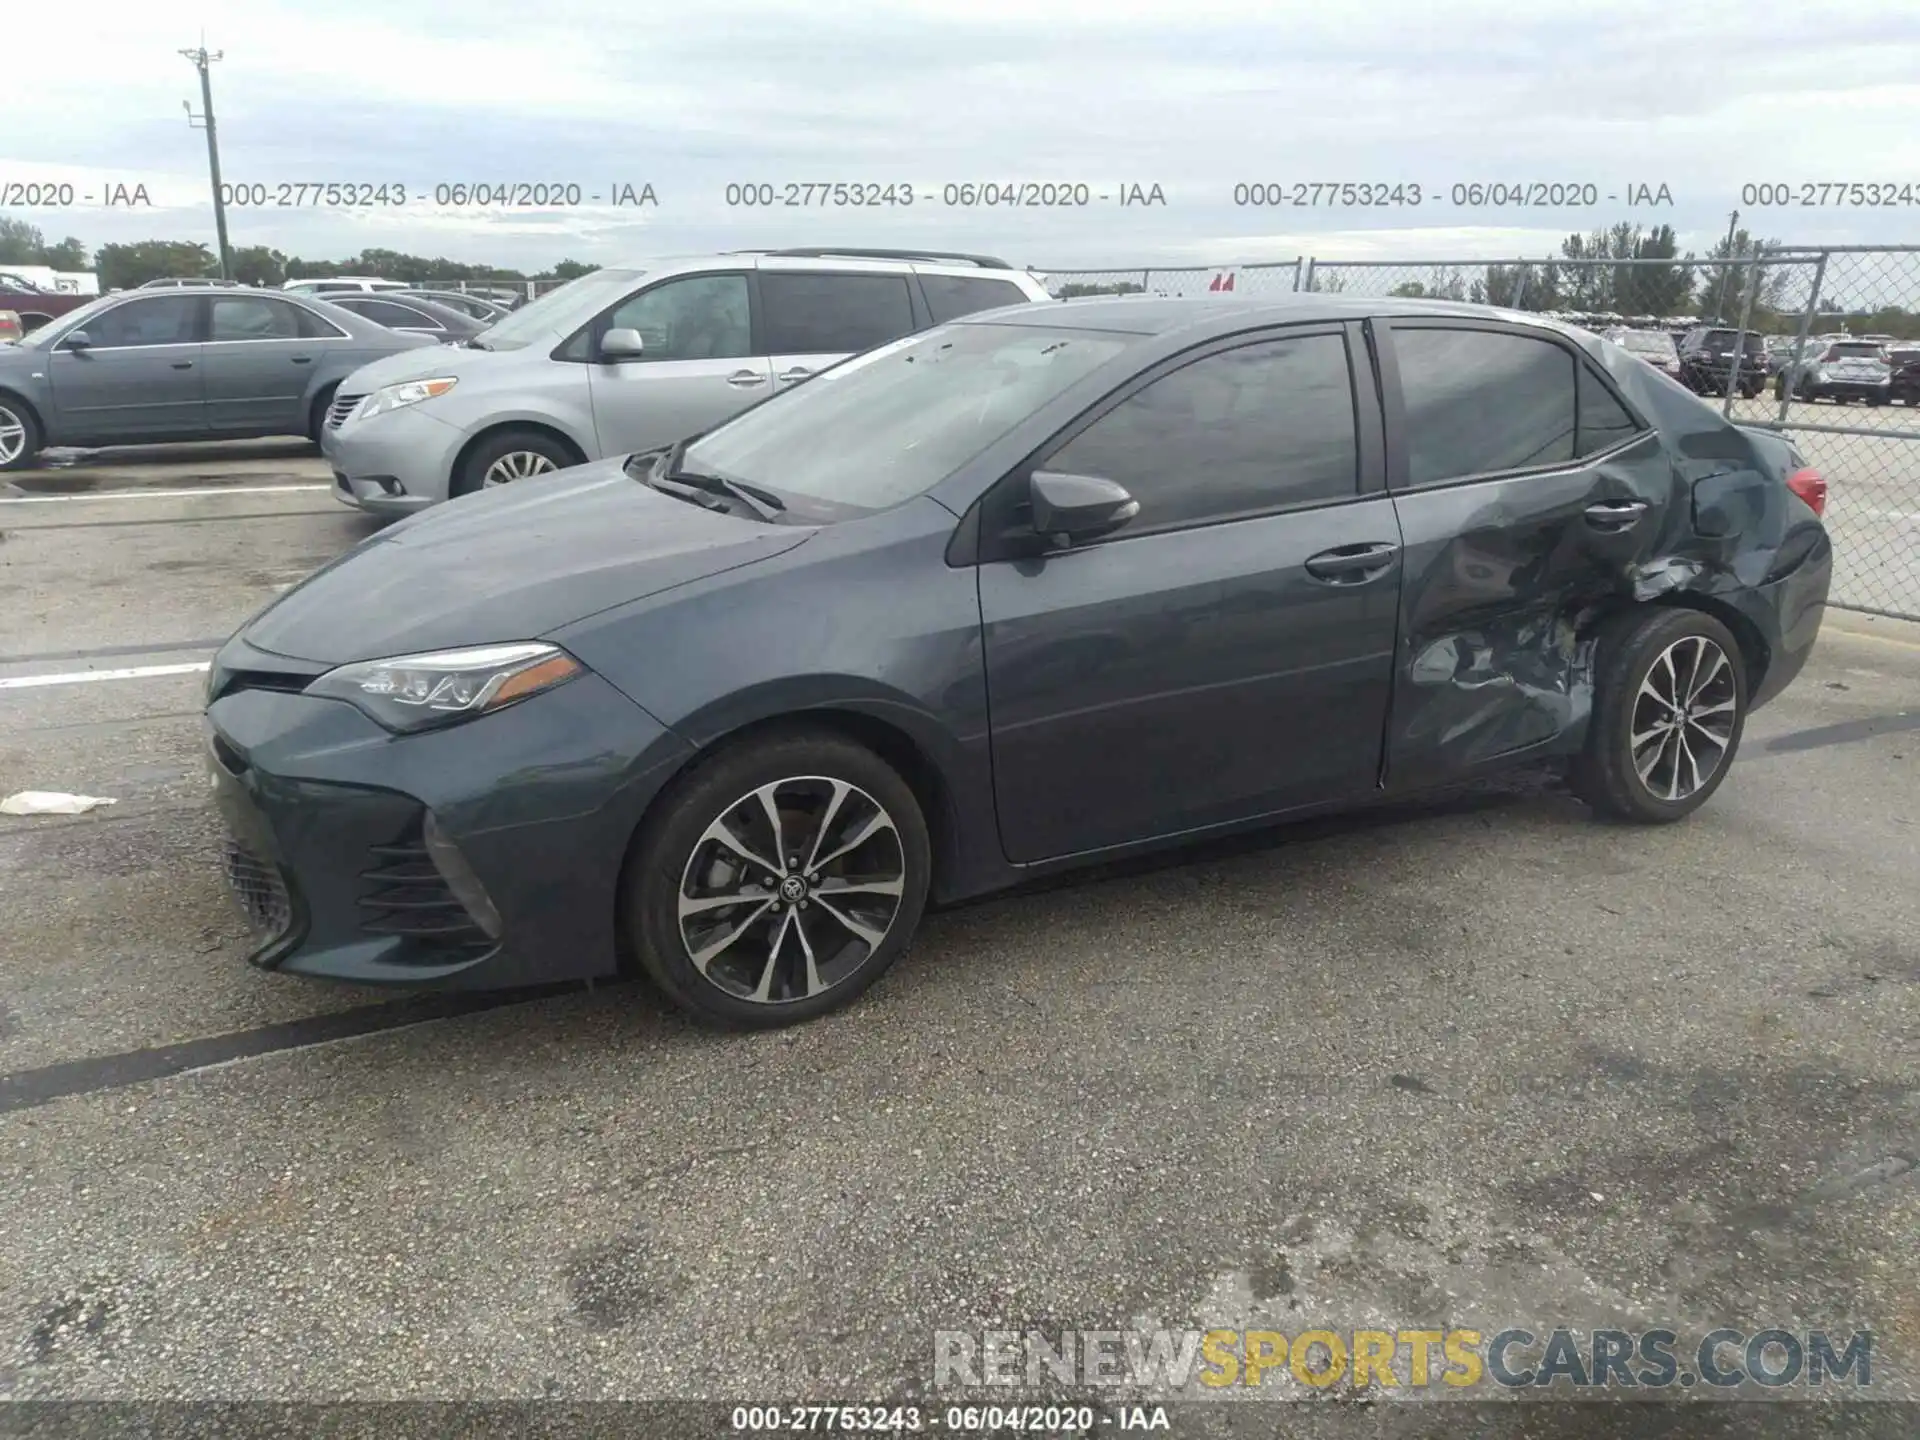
<box><xmin>1029</xmin><ymin>470</ymin><xmax>1139</xmax><ymax>544</ymax></box>
<box><xmin>62</xmin><ymin>329</ymin><xmax>92</xmax><ymax>351</ymax></box>
<box><xmin>600</xmin><ymin>327</ymin><xmax>645</xmax><ymax>360</ymax></box>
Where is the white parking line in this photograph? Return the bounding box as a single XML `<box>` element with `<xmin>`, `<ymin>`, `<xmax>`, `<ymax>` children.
<box><xmin>0</xmin><ymin>661</ymin><xmax>212</xmax><ymax>690</ymax></box>
<box><xmin>0</xmin><ymin>484</ymin><xmax>330</xmax><ymax>505</ymax></box>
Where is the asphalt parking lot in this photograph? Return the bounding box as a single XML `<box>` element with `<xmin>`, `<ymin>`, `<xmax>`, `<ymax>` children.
<box><xmin>0</xmin><ymin>439</ymin><xmax>1917</xmax><ymax>1429</ymax></box>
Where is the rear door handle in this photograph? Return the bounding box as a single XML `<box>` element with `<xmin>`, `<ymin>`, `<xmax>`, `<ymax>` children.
<box><xmin>290</xmin><ymin>355</ymin><xmax>313</xmax><ymax>365</ymax></box>
<box><xmin>170</xmin><ymin>360</ymin><xmax>194</xmax><ymax>369</ymax></box>
<box><xmin>1584</xmin><ymin>499</ymin><xmax>1649</xmax><ymax>530</ymax></box>
<box><xmin>1304</xmin><ymin>541</ymin><xmax>1400</xmax><ymax>583</ymax></box>
<box><xmin>726</xmin><ymin>369</ymin><xmax>767</xmax><ymax>388</ymax></box>
<box><xmin>778</xmin><ymin>367</ymin><xmax>812</xmax><ymax>384</ymax></box>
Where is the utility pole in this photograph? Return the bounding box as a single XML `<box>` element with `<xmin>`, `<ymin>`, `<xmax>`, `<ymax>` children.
<box><xmin>181</xmin><ymin>43</ymin><xmax>232</xmax><ymax>280</ymax></box>
<box><xmin>1711</xmin><ymin>209</ymin><xmax>1739</xmax><ymax>322</ymax></box>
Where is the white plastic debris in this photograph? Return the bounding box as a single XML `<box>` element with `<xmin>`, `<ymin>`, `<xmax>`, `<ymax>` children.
<box><xmin>0</xmin><ymin>791</ymin><xmax>118</xmax><ymax>815</ymax></box>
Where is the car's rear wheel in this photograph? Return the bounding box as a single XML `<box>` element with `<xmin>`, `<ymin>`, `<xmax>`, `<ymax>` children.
<box><xmin>1571</xmin><ymin>608</ymin><xmax>1748</xmax><ymax>824</ymax></box>
<box><xmin>452</xmin><ymin>427</ymin><xmax>577</xmax><ymax>497</ymax></box>
<box><xmin>625</xmin><ymin>730</ymin><xmax>932</xmax><ymax>1029</ymax></box>
<box><xmin>0</xmin><ymin>395</ymin><xmax>42</xmax><ymax>471</ymax></box>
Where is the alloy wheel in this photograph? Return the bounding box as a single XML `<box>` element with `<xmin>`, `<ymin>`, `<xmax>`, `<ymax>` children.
<box><xmin>0</xmin><ymin>407</ymin><xmax>25</xmax><ymax>466</ymax></box>
<box><xmin>676</xmin><ymin>775</ymin><xmax>906</xmax><ymax>1004</ymax></box>
<box><xmin>1630</xmin><ymin>635</ymin><xmax>1739</xmax><ymax>802</ymax></box>
<box><xmin>481</xmin><ymin>450</ymin><xmax>558</xmax><ymax>487</ymax></box>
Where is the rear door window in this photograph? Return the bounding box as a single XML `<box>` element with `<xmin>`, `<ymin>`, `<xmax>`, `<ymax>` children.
<box><xmin>761</xmin><ymin>272</ymin><xmax>916</xmax><ymax>354</ymax></box>
<box><xmin>1391</xmin><ymin>327</ymin><xmax>1576</xmax><ymax>487</ymax></box>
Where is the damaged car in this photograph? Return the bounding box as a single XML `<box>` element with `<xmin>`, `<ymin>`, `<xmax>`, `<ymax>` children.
<box><xmin>204</xmin><ymin>295</ymin><xmax>1832</xmax><ymax>1028</ymax></box>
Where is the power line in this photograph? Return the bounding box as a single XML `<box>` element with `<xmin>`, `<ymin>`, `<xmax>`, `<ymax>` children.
<box><xmin>181</xmin><ymin>43</ymin><xmax>232</xmax><ymax>280</ymax></box>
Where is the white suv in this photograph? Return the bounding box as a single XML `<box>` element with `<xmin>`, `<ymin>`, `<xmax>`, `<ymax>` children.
<box><xmin>321</xmin><ymin>247</ymin><xmax>1055</xmax><ymax>515</ymax></box>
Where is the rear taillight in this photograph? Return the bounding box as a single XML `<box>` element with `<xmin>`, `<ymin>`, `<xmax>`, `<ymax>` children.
<box><xmin>1786</xmin><ymin>467</ymin><xmax>1826</xmax><ymax>517</ymax></box>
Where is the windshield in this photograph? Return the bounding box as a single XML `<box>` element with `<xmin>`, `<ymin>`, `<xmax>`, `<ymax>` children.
<box><xmin>14</xmin><ymin>293</ymin><xmax>120</xmax><ymax>348</ymax></box>
<box><xmin>465</xmin><ymin>268</ymin><xmax>641</xmax><ymax>349</ymax></box>
<box><xmin>679</xmin><ymin>323</ymin><xmax>1134</xmax><ymax>515</ymax></box>
<box><xmin>1702</xmin><ymin>330</ymin><xmax>1764</xmax><ymax>352</ymax></box>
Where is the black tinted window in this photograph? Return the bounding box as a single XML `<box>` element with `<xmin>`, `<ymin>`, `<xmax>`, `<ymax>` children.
<box><xmin>209</xmin><ymin>296</ymin><xmax>303</xmax><ymax>341</ymax></box>
<box><xmin>81</xmin><ymin>297</ymin><xmax>200</xmax><ymax>348</ymax></box>
<box><xmin>1395</xmin><ymin>328</ymin><xmax>1575</xmax><ymax>486</ymax></box>
<box><xmin>1044</xmin><ymin>334</ymin><xmax>1358</xmax><ymax>530</ymax></box>
<box><xmin>349</xmin><ymin>299</ymin><xmax>440</xmax><ymax>330</ymax></box>
<box><xmin>604</xmin><ymin>273</ymin><xmax>751</xmax><ymax>360</ymax></box>
<box><xmin>761</xmin><ymin>273</ymin><xmax>915</xmax><ymax>354</ymax></box>
<box><xmin>1577</xmin><ymin>366</ymin><xmax>1641</xmax><ymax>454</ymax></box>
<box><xmin>921</xmin><ymin>275</ymin><xmax>1030</xmax><ymax>323</ymax></box>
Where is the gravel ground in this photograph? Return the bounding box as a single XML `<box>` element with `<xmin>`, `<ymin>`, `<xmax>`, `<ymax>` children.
<box><xmin>0</xmin><ymin>442</ymin><xmax>1915</xmax><ymax>1436</ymax></box>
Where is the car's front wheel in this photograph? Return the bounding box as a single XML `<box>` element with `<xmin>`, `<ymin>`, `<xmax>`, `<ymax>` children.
<box><xmin>625</xmin><ymin>730</ymin><xmax>933</xmax><ymax>1028</ymax></box>
<box><xmin>1571</xmin><ymin>608</ymin><xmax>1748</xmax><ymax>824</ymax></box>
<box><xmin>452</xmin><ymin>427</ymin><xmax>578</xmax><ymax>497</ymax></box>
<box><xmin>0</xmin><ymin>395</ymin><xmax>42</xmax><ymax>472</ymax></box>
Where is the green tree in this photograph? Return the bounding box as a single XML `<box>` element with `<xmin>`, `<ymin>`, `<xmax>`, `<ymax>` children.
<box><xmin>40</xmin><ymin>236</ymin><xmax>88</xmax><ymax>271</ymax></box>
<box><xmin>1055</xmin><ymin>281</ymin><xmax>1143</xmax><ymax>297</ymax></box>
<box><xmin>1696</xmin><ymin>228</ymin><xmax>1789</xmax><ymax>323</ymax></box>
<box><xmin>229</xmin><ymin>245</ymin><xmax>288</xmax><ymax>287</ymax></box>
<box><xmin>1390</xmin><ymin>280</ymin><xmax>1427</xmax><ymax>298</ymax></box>
<box><xmin>0</xmin><ymin>217</ymin><xmax>46</xmax><ymax>265</ymax></box>
<box><xmin>543</xmin><ymin>258</ymin><xmax>596</xmax><ymax>281</ymax></box>
<box><xmin>95</xmin><ymin>240</ymin><xmax>217</xmax><ymax>289</ymax></box>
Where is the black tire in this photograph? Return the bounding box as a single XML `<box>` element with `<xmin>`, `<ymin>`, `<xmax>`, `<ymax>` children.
<box><xmin>0</xmin><ymin>393</ymin><xmax>43</xmax><ymax>472</ymax></box>
<box><xmin>623</xmin><ymin>729</ymin><xmax>933</xmax><ymax>1029</ymax></box>
<box><xmin>451</xmin><ymin>426</ymin><xmax>577</xmax><ymax>497</ymax></box>
<box><xmin>1570</xmin><ymin>608</ymin><xmax>1748</xmax><ymax>824</ymax></box>
<box><xmin>307</xmin><ymin>384</ymin><xmax>338</xmax><ymax>444</ymax></box>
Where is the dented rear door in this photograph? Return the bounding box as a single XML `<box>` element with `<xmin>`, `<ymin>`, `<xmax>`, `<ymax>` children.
<box><xmin>1371</xmin><ymin>318</ymin><xmax>1670</xmax><ymax>791</ymax></box>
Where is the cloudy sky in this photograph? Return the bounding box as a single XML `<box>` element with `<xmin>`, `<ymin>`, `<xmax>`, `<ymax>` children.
<box><xmin>4</xmin><ymin>0</ymin><xmax>1919</xmax><ymax>274</ymax></box>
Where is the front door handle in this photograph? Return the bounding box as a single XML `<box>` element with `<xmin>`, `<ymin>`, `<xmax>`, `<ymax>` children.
<box><xmin>778</xmin><ymin>367</ymin><xmax>812</xmax><ymax>384</ymax></box>
<box><xmin>290</xmin><ymin>355</ymin><xmax>313</xmax><ymax>365</ymax></box>
<box><xmin>1584</xmin><ymin>499</ymin><xmax>1649</xmax><ymax>530</ymax></box>
<box><xmin>170</xmin><ymin>360</ymin><xmax>194</xmax><ymax>369</ymax></box>
<box><xmin>1304</xmin><ymin>541</ymin><xmax>1399</xmax><ymax>583</ymax></box>
<box><xmin>726</xmin><ymin>370</ymin><xmax>767</xmax><ymax>389</ymax></box>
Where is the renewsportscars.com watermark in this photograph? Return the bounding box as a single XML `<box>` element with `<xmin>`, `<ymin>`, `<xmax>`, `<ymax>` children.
<box><xmin>933</xmin><ymin>1327</ymin><xmax>1875</xmax><ymax>1394</ymax></box>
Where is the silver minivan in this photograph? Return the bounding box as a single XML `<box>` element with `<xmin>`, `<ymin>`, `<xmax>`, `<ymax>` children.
<box><xmin>321</xmin><ymin>248</ymin><xmax>1054</xmax><ymax>515</ymax></box>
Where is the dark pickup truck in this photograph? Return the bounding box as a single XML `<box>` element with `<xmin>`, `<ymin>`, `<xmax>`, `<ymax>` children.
<box><xmin>0</xmin><ymin>273</ymin><xmax>96</xmax><ymax>334</ymax></box>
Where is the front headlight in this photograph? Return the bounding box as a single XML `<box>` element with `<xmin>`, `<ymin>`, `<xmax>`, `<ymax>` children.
<box><xmin>356</xmin><ymin>376</ymin><xmax>458</xmax><ymax>420</ymax></box>
<box><xmin>305</xmin><ymin>642</ymin><xmax>583</xmax><ymax>733</ymax></box>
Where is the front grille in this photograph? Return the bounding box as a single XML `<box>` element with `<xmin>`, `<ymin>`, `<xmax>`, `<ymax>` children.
<box><xmin>224</xmin><ymin>839</ymin><xmax>292</xmax><ymax>942</ymax></box>
<box><xmin>357</xmin><ymin>822</ymin><xmax>494</xmax><ymax>962</ymax></box>
<box><xmin>327</xmin><ymin>392</ymin><xmax>365</xmax><ymax>428</ymax></box>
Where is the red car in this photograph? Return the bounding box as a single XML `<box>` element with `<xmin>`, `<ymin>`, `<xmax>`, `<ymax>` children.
<box><xmin>0</xmin><ymin>272</ymin><xmax>96</xmax><ymax>333</ymax></box>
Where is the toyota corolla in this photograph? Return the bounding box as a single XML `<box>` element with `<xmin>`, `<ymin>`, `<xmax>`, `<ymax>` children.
<box><xmin>205</xmin><ymin>295</ymin><xmax>1831</xmax><ymax>1028</ymax></box>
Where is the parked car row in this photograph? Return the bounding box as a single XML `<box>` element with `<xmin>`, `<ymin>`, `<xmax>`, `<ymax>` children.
<box><xmin>203</xmin><ymin>288</ymin><xmax>1833</xmax><ymax>1027</ymax></box>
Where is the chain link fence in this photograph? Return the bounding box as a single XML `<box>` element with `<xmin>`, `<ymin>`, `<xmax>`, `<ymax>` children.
<box><xmin>1038</xmin><ymin>260</ymin><xmax>1303</xmax><ymax>298</ymax></box>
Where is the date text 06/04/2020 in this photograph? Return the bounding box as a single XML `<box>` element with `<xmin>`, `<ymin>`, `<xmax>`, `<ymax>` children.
<box><xmin>721</xmin><ymin>182</ymin><xmax>1168</xmax><ymax>207</ymax></box>
<box><xmin>1231</xmin><ymin>181</ymin><xmax>1676</xmax><ymax>208</ymax></box>
<box><xmin>213</xmin><ymin>182</ymin><xmax>658</xmax><ymax>208</ymax></box>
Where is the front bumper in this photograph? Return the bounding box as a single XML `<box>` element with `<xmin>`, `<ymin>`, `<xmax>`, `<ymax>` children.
<box><xmin>205</xmin><ymin>637</ymin><xmax>694</xmax><ymax>989</ymax></box>
<box><xmin>322</xmin><ymin>405</ymin><xmax>468</xmax><ymax>515</ymax></box>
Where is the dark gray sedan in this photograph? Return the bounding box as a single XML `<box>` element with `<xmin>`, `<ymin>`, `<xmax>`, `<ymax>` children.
<box><xmin>205</xmin><ymin>294</ymin><xmax>1831</xmax><ymax>1029</ymax></box>
<box><xmin>0</xmin><ymin>287</ymin><xmax>435</xmax><ymax>469</ymax></box>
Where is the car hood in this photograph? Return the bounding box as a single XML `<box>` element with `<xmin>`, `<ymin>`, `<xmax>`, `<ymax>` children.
<box><xmin>238</xmin><ymin>457</ymin><xmax>814</xmax><ymax>666</ymax></box>
<box><xmin>335</xmin><ymin>339</ymin><xmax>516</xmax><ymax>391</ymax></box>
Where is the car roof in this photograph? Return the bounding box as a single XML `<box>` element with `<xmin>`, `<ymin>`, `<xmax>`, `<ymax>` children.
<box><xmin>597</xmin><ymin>249</ymin><xmax>1032</xmax><ymax>277</ymax></box>
<box><xmin>955</xmin><ymin>292</ymin><xmax>1605</xmax><ymax>340</ymax></box>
